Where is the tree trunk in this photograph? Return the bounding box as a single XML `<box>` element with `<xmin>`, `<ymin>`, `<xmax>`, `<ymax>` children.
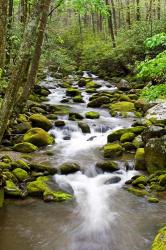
<box><xmin>0</xmin><ymin>0</ymin><xmax>41</xmax><ymax>143</ymax></box>
<box><xmin>0</xmin><ymin>0</ymin><xmax>7</xmax><ymax>68</ymax></box>
<box><xmin>126</xmin><ymin>0</ymin><xmax>131</xmax><ymax>28</ymax></box>
<box><xmin>157</xmin><ymin>0</ymin><xmax>160</xmax><ymax>20</ymax></box>
<box><xmin>18</xmin><ymin>0</ymin><xmax>52</xmax><ymax>108</ymax></box>
<box><xmin>105</xmin><ymin>0</ymin><xmax>116</xmax><ymax>47</ymax></box>
<box><xmin>6</xmin><ymin>0</ymin><xmax>13</xmax><ymax>65</ymax></box>
<box><xmin>136</xmin><ymin>0</ymin><xmax>141</xmax><ymax>21</ymax></box>
<box><xmin>110</xmin><ymin>0</ymin><xmax>117</xmax><ymax>35</ymax></box>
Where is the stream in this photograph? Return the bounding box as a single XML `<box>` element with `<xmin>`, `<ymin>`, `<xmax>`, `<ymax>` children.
<box><xmin>0</xmin><ymin>74</ymin><xmax>165</xmax><ymax>250</ymax></box>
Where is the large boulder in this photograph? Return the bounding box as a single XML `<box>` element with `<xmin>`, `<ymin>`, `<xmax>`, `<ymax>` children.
<box><xmin>78</xmin><ymin>122</ymin><xmax>91</xmax><ymax>134</ymax></box>
<box><xmin>104</xmin><ymin>143</ymin><xmax>124</xmax><ymax>158</ymax></box>
<box><xmin>96</xmin><ymin>161</ymin><xmax>119</xmax><ymax>172</ymax></box>
<box><xmin>85</xmin><ymin>111</ymin><xmax>100</xmax><ymax>119</ymax></box>
<box><xmin>146</xmin><ymin>103</ymin><xmax>166</xmax><ymax>125</ymax></box>
<box><xmin>117</xmin><ymin>79</ymin><xmax>131</xmax><ymax>91</ymax></box>
<box><xmin>13</xmin><ymin>142</ymin><xmax>38</xmax><ymax>153</ymax></box>
<box><xmin>109</xmin><ymin>101</ymin><xmax>135</xmax><ymax>116</ymax></box>
<box><xmin>29</xmin><ymin>114</ymin><xmax>52</xmax><ymax>131</ymax></box>
<box><xmin>142</xmin><ymin>125</ymin><xmax>166</xmax><ymax>143</ymax></box>
<box><xmin>23</xmin><ymin>128</ymin><xmax>54</xmax><ymax>147</ymax></box>
<box><xmin>87</xmin><ymin>96</ymin><xmax>110</xmax><ymax>108</ymax></box>
<box><xmin>145</xmin><ymin>135</ymin><xmax>166</xmax><ymax>174</ymax></box>
<box><xmin>66</xmin><ymin>88</ymin><xmax>81</xmax><ymax>97</ymax></box>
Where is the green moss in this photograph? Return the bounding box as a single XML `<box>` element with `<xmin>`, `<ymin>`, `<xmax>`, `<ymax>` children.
<box><xmin>150</xmin><ymin>184</ymin><xmax>165</xmax><ymax>192</ymax></box>
<box><xmin>23</xmin><ymin>128</ymin><xmax>54</xmax><ymax>147</ymax></box>
<box><xmin>120</xmin><ymin>132</ymin><xmax>135</xmax><ymax>142</ymax></box>
<box><xmin>30</xmin><ymin>163</ymin><xmax>57</xmax><ymax>174</ymax></box>
<box><xmin>17</xmin><ymin>114</ymin><xmax>28</xmax><ymax>123</ymax></box>
<box><xmin>12</xmin><ymin>168</ymin><xmax>29</xmax><ymax>182</ymax></box>
<box><xmin>132</xmin><ymin>175</ymin><xmax>147</xmax><ymax>186</ymax></box>
<box><xmin>73</xmin><ymin>95</ymin><xmax>84</xmax><ymax>103</ymax></box>
<box><xmin>109</xmin><ymin>101</ymin><xmax>135</xmax><ymax>115</ymax></box>
<box><xmin>125</xmin><ymin>187</ymin><xmax>149</xmax><ymax>197</ymax></box>
<box><xmin>107</xmin><ymin>126</ymin><xmax>145</xmax><ymax>143</ymax></box>
<box><xmin>95</xmin><ymin>161</ymin><xmax>119</xmax><ymax>172</ymax></box>
<box><xmin>29</xmin><ymin>114</ymin><xmax>52</xmax><ymax>131</ymax></box>
<box><xmin>59</xmin><ymin>163</ymin><xmax>80</xmax><ymax>175</ymax></box>
<box><xmin>0</xmin><ymin>189</ymin><xmax>4</xmax><ymax>208</ymax></box>
<box><xmin>13</xmin><ymin>142</ymin><xmax>38</xmax><ymax>153</ymax></box>
<box><xmin>85</xmin><ymin>111</ymin><xmax>100</xmax><ymax>119</ymax></box>
<box><xmin>152</xmin><ymin>227</ymin><xmax>166</xmax><ymax>250</ymax></box>
<box><xmin>43</xmin><ymin>190</ymin><xmax>72</xmax><ymax>202</ymax></box>
<box><xmin>0</xmin><ymin>162</ymin><xmax>11</xmax><ymax>170</ymax></box>
<box><xmin>104</xmin><ymin>143</ymin><xmax>124</xmax><ymax>158</ymax></box>
<box><xmin>66</xmin><ymin>87</ymin><xmax>81</xmax><ymax>97</ymax></box>
<box><xmin>1</xmin><ymin>154</ymin><xmax>12</xmax><ymax>163</ymax></box>
<box><xmin>158</xmin><ymin>174</ymin><xmax>166</xmax><ymax>186</ymax></box>
<box><xmin>133</xmin><ymin>135</ymin><xmax>144</xmax><ymax>148</ymax></box>
<box><xmin>148</xmin><ymin>197</ymin><xmax>159</xmax><ymax>203</ymax></box>
<box><xmin>88</xmin><ymin>96</ymin><xmax>110</xmax><ymax>108</ymax></box>
<box><xmin>4</xmin><ymin>180</ymin><xmax>22</xmax><ymax>196</ymax></box>
<box><xmin>15</xmin><ymin>160</ymin><xmax>30</xmax><ymax>171</ymax></box>
<box><xmin>135</xmin><ymin>148</ymin><xmax>145</xmax><ymax>160</ymax></box>
<box><xmin>86</xmin><ymin>81</ymin><xmax>101</xmax><ymax>89</ymax></box>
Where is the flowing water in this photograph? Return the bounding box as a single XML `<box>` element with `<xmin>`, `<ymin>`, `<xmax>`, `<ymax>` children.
<box><xmin>0</xmin><ymin>74</ymin><xmax>165</xmax><ymax>250</ymax></box>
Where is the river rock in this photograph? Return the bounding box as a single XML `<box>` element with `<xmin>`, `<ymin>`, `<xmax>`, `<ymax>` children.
<box><xmin>95</xmin><ymin>160</ymin><xmax>119</xmax><ymax>172</ymax></box>
<box><xmin>23</xmin><ymin>128</ymin><xmax>54</xmax><ymax>147</ymax></box>
<box><xmin>59</xmin><ymin>162</ymin><xmax>80</xmax><ymax>175</ymax></box>
<box><xmin>117</xmin><ymin>79</ymin><xmax>131</xmax><ymax>91</ymax></box>
<box><xmin>4</xmin><ymin>180</ymin><xmax>22</xmax><ymax>197</ymax></box>
<box><xmin>13</xmin><ymin>142</ymin><xmax>38</xmax><ymax>153</ymax></box>
<box><xmin>12</xmin><ymin>168</ymin><xmax>29</xmax><ymax>182</ymax></box>
<box><xmin>87</xmin><ymin>96</ymin><xmax>110</xmax><ymax>108</ymax></box>
<box><xmin>54</xmin><ymin>120</ymin><xmax>65</xmax><ymax>127</ymax></box>
<box><xmin>109</xmin><ymin>101</ymin><xmax>135</xmax><ymax>116</ymax></box>
<box><xmin>66</xmin><ymin>87</ymin><xmax>81</xmax><ymax>97</ymax></box>
<box><xmin>69</xmin><ymin>112</ymin><xmax>84</xmax><ymax>121</ymax></box>
<box><xmin>103</xmin><ymin>143</ymin><xmax>124</xmax><ymax>158</ymax></box>
<box><xmin>85</xmin><ymin>111</ymin><xmax>100</xmax><ymax>119</ymax></box>
<box><xmin>104</xmin><ymin>176</ymin><xmax>121</xmax><ymax>184</ymax></box>
<box><xmin>78</xmin><ymin>122</ymin><xmax>91</xmax><ymax>134</ymax></box>
<box><xmin>120</xmin><ymin>132</ymin><xmax>135</xmax><ymax>142</ymax></box>
<box><xmin>146</xmin><ymin>103</ymin><xmax>166</xmax><ymax>125</ymax></box>
<box><xmin>29</xmin><ymin>114</ymin><xmax>53</xmax><ymax>131</ymax></box>
<box><xmin>141</xmin><ymin>125</ymin><xmax>166</xmax><ymax>143</ymax></box>
<box><xmin>135</xmin><ymin>148</ymin><xmax>146</xmax><ymax>170</ymax></box>
<box><xmin>144</xmin><ymin>135</ymin><xmax>166</xmax><ymax>174</ymax></box>
<box><xmin>151</xmin><ymin>226</ymin><xmax>166</xmax><ymax>250</ymax></box>
<box><xmin>30</xmin><ymin>163</ymin><xmax>57</xmax><ymax>175</ymax></box>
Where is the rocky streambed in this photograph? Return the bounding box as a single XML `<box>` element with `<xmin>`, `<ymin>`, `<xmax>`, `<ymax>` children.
<box><xmin>0</xmin><ymin>72</ymin><xmax>166</xmax><ymax>250</ymax></box>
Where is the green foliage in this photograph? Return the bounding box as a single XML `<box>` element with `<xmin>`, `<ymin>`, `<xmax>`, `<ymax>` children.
<box><xmin>137</xmin><ymin>51</ymin><xmax>166</xmax><ymax>81</ymax></box>
<box><xmin>145</xmin><ymin>33</ymin><xmax>166</xmax><ymax>50</ymax></box>
<box><xmin>141</xmin><ymin>84</ymin><xmax>166</xmax><ymax>101</ymax></box>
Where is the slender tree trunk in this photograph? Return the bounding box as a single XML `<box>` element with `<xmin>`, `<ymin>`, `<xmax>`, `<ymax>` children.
<box><xmin>110</xmin><ymin>0</ymin><xmax>117</xmax><ymax>35</ymax></box>
<box><xmin>126</xmin><ymin>0</ymin><xmax>131</xmax><ymax>28</ymax></box>
<box><xmin>0</xmin><ymin>0</ymin><xmax>41</xmax><ymax>143</ymax></box>
<box><xmin>105</xmin><ymin>0</ymin><xmax>116</xmax><ymax>47</ymax></box>
<box><xmin>20</xmin><ymin>0</ymin><xmax>28</xmax><ymax>24</ymax></box>
<box><xmin>136</xmin><ymin>0</ymin><xmax>141</xmax><ymax>21</ymax></box>
<box><xmin>18</xmin><ymin>0</ymin><xmax>52</xmax><ymax>108</ymax></box>
<box><xmin>0</xmin><ymin>0</ymin><xmax>7</xmax><ymax>69</ymax></box>
<box><xmin>157</xmin><ymin>0</ymin><xmax>160</xmax><ymax>20</ymax></box>
<box><xmin>6</xmin><ymin>0</ymin><xmax>13</xmax><ymax>65</ymax></box>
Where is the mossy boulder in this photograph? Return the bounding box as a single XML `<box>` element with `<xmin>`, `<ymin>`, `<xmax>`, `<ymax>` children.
<box><xmin>59</xmin><ymin>162</ymin><xmax>80</xmax><ymax>175</ymax></box>
<box><xmin>29</xmin><ymin>114</ymin><xmax>52</xmax><ymax>131</ymax></box>
<box><xmin>158</xmin><ymin>174</ymin><xmax>166</xmax><ymax>186</ymax></box>
<box><xmin>135</xmin><ymin>148</ymin><xmax>146</xmax><ymax>170</ymax></box>
<box><xmin>13</xmin><ymin>168</ymin><xmax>29</xmax><ymax>182</ymax></box>
<box><xmin>4</xmin><ymin>180</ymin><xmax>22</xmax><ymax>196</ymax></box>
<box><xmin>30</xmin><ymin>163</ymin><xmax>57</xmax><ymax>175</ymax></box>
<box><xmin>13</xmin><ymin>142</ymin><xmax>38</xmax><ymax>153</ymax></box>
<box><xmin>66</xmin><ymin>88</ymin><xmax>81</xmax><ymax>97</ymax></box>
<box><xmin>13</xmin><ymin>122</ymin><xmax>32</xmax><ymax>134</ymax></box>
<box><xmin>78</xmin><ymin>122</ymin><xmax>91</xmax><ymax>134</ymax></box>
<box><xmin>69</xmin><ymin>112</ymin><xmax>84</xmax><ymax>121</ymax></box>
<box><xmin>132</xmin><ymin>175</ymin><xmax>147</xmax><ymax>186</ymax></box>
<box><xmin>23</xmin><ymin>128</ymin><xmax>54</xmax><ymax>147</ymax></box>
<box><xmin>96</xmin><ymin>161</ymin><xmax>119</xmax><ymax>172</ymax></box>
<box><xmin>73</xmin><ymin>95</ymin><xmax>84</xmax><ymax>103</ymax></box>
<box><xmin>15</xmin><ymin>160</ymin><xmax>30</xmax><ymax>171</ymax></box>
<box><xmin>145</xmin><ymin>136</ymin><xmax>166</xmax><ymax>174</ymax></box>
<box><xmin>54</xmin><ymin>120</ymin><xmax>65</xmax><ymax>127</ymax></box>
<box><xmin>152</xmin><ymin>227</ymin><xmax>166</xmax><ymax>250</ymax></box>
<box><xmin>148</xmin><ymin>197</ymin><xmax>159</xmax><ymax>203</ymax></box>
<box><xmin>86</xmin><ymin>81</ymin><xmax>101</xmax><ymax>89</ymax></box>
<box><xmin>85</xmin><ymin>111</ymin><xmax>100</xmax><ymax>119</ymax></box>
<box><xmin>104</xmin><ymin>143</ymin><xmax>124</xmax><ymax>158</ymax></box>
<box><xmin>107</xmin><ymin>126</ymin><xmax>145</xmax><ymax>143</ymax></box>
<box><xmin>120</xmin><ymin>132</ymin><xmax>135</xmax><ymax>142</ymax></box>
<box><xmin>133</xmin><ymin>135</ymin><xmax>144</xmax><ymax>148</ymax></box>
<box><xmin>146</xmin><ymin>103</ymin><xmax>166</xmax><ymax>125</ymax></box>
<box><xmin>43</xmin><ymin>190</ymin><xmax>72</xmax><ymax>202</ymax></box>
<box><xmin>0</xmin><ymin>162</ymin><xmax>11</xmax><ymax>170</ymax></box>
<box><xmin>87</xmin><ymin>96</ymin><xmax>110</xmax><ymax>108</ymax></box>
<box><xmin>109</xmin><ymin>101</ymin><xmax>135</xmax><ymax>116</ymax></box>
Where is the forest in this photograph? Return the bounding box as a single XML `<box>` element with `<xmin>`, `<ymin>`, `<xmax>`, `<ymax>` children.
<box><xmin>0</xmin><ymin>0</ymin><xmax>166</xmax><ymax>250</ymax></box>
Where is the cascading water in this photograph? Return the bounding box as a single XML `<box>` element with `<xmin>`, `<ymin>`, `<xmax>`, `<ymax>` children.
<box><xmin>0</xmin><ymin>73</ymin><xmax>165</xmax><ymax>250</ymax></box>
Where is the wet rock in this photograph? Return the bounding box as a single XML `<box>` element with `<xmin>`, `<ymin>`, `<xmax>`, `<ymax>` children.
<box><xmin>142</xmin><ymin>125</ymin><xmax>166</xmax><ymax>143</ymax></box>
<box><xmin>59</xmin><ymin>162</ymin><xmax>80</xmax><ymax>175</ymax></box>
<box><xmin>135</xmin><ymin>148</ymin><xmax>146</xmax><ymax>170</ymax></box>
<box><xmin>105</xmin><ymin>176</ymin><xmax>121</xmax><ymax>184</ymax></box>
<box><xmin>109</xmin><ymin>101</ymin><xmax>135</xmax><ymax>116</ymax></box>
<box><xmin>158</xmin><ymin>174</ymin><xmax>166</xmax><ymax>186</ymax></box>
<box><xmin>69</xmin><ymin>112</ymin><xmax>84</xmax><ymax>121</ymax></box>
<box><xmin>85</xmin><ymin>111</ymin><xmax>100</xmax><ymax>119</ymax></box>
<box><xmin>15</xmin><ymin>160</ymin><xmax>30</xmax><ymax>171</ymax></box>
<box><xmin>29</xmin><ymin>114</ymin><xmax>53</xmax><ymax>131</ymax></box>
<box><xmin>73</xmin><ymin>95</ymin><xmax>84</xmax><ymax>103</ymax></box>
<box><xmin>4</xmin><ymin>180</ymin><xmax>22</xmax><ymax>197</ymax></box>
<box><xmin>77</xmin><ymin>78</ymin><xmax>88</xmax><ymax>87</ymax></box>
<box><xmin>87</xmin><ymin>96</ymin><xmax>110</xmax><ymax>108</ymax></box>
<box><xmin>132</xmin><ymin>175</ymin><xmax>147</xmax><ymax>186</ymax></box>
<box><xmin>123</xmin><ymin>142</ymin><xmax>136</xmax><ymax>151</ymax></box>
<box><xmin>147</xmin><ymin>197</ymin><xmax>159</xmax><ymax>203</ymax></box>
<box><xmin>117</xmin><ymin>79</ymin><xmax>131</xmax><ymax>91</ymax></box>
<box><xmin>120</xmin><ymin>132</ymin><xmax>135</xmax><ymax>142</ymax></box>
<box><xmin>133</xmin><ymin>135</ymin><xmax>144</xmax><ymax>148</ymax></box>
<box><xmin>103</xmin><ymin>143</ymin><xmax>124</xmax><ymax>158</ymax></box>
<box><xmin>146</xmin><ymin>103</ymin><xmax>166</xmax><ymax>125</ymax></box>
<box><xmin>124</xmin><ymin>186</ymin><xmax>149</xmax><ymax>197</ymax></box>
<box><xmin>144</xmin><ymin>135</ymin><xmax>166</xmax><ymax>174</ymax></box>
<box><xmin>54</xmin><ymin>120</ymin><xmax>65</xmax><ymax>127</ymax></box>
<box><xmin>87</xmin><ymin>136</ymin><xmax>97</xmax><ymax>141</ymax></box>
<box><xmin>78</xmin><ymin>122</ymin><xmax>91</xmax><ymax>134</ymax></box>
<box><xmin>13</xmin><ymin>142</ymin><xmax>38</xmax><ymax>153</ymax></box>
<box><xmin>86</xmin><ymin>81</ymin><xmax>101</xmax><ymax>89</ymax></box>
<box><xmin>151</xmin><ymin>226</ymin><xmax>166</xmax><ymax>250</ymax></box>
<box><xmin>66</xmin><ymin>87</ymin><xmax>81</xmax><ymax>97</ymax></box>
<box><xmin>30</xmin><ymin>163</ymin><xmax>57</xmax><ymax>175</ymax></box>
<box><xmin>31</xmin><ymin>106</ymin><xmax>46</xmax><ymax>114</ymax></box>
<box><xmin>13</xmin><ymin>122</ymin><xmax>32</xmax><ymax>134</ymax></box>
<box><xmin>23</xmin><ymin>128</ymin><xmax>54</xmax><ymax>147</ymax></box>
<box><xmin>12</xmin><ymin>168</ymin><xmax>29</xmax><ymax>182</ymax></box>
<box><xmin>96</xmin><ymin>160</ymin><xmax>119</xmax><ymax>172</ymax></box>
